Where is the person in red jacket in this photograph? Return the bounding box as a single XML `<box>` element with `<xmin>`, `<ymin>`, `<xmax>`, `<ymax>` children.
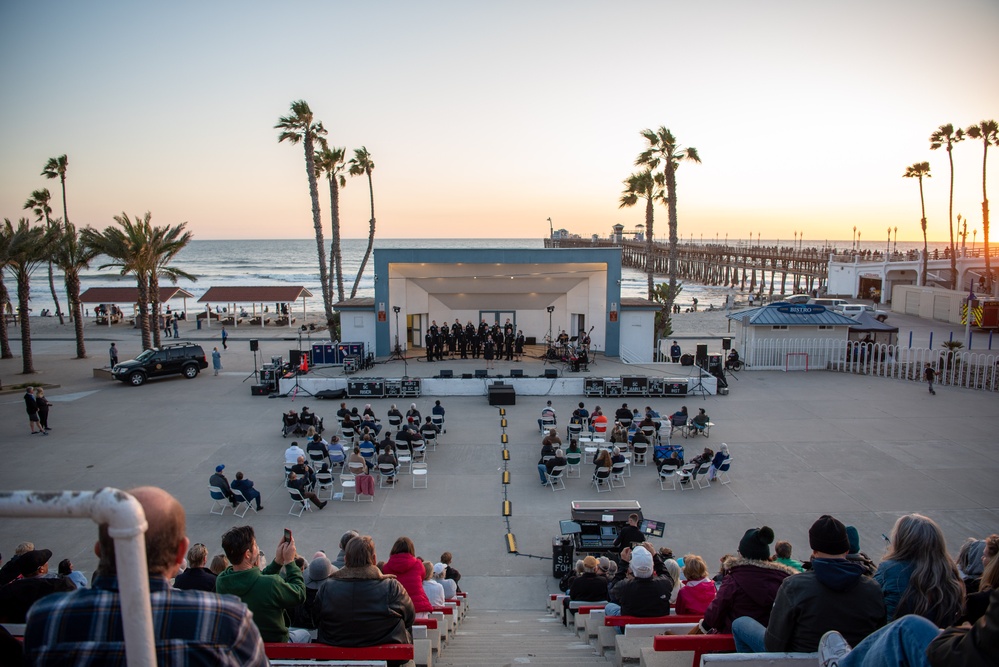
<box><xmin>381</xmin><ymin>536</ymin><xmax>432</xmax><ymax>616</ymax></box>
<box><xmin>676</xmin><ymin>554</ymin><xmax>716</xmax><ymax>616</ymax></box>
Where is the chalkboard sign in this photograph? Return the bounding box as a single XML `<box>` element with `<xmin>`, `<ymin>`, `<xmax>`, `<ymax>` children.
<box><xmin>347</xmin><ymin>378</ymin><xmax>385</xmax><ymax>398</ymax></box>
<box><xmin>401</xmin><ymin>379</ymin><xmax>422</xmax><ymax>397</ymax></box>
<box><xmin>622</xmin><ymin>376</ymin><xmax>648</xmax><ymax>396</ymax></box>
<box><xmin>663</xmin><ymin>380</ymin><xmax>688</xmax><ymax>396</ymax></box>
<box><xmin>584</xmin><ymin>378</ymin><xmax>605</xmax><ymax>397</ymax></box>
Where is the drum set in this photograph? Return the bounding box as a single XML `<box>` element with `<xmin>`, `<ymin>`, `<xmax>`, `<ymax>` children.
<box><xmin>543</xmin><ymin>336</ymin><xmax>590</xmax><ymax>372</ymax></box>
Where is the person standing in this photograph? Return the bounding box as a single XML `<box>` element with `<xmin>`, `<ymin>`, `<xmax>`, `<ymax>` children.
<box><xmin>923</xmin><ymin>363</ymin><xmax>936</xmax><ymax>395</ymax></box>
<box><xmin>24</xmin><ymin>388</ymin><xmax>46</xmax><ymax>436</ymax></box>
<box><xmin>212</xmin><ymin>346</ymin><xmax>223</xmax><ymax>376</ymax></box>
<box><xmin>221</xmin><ymin>326</ymin><xmax>229</xmax><ymax>350</ymax></box>
<box><xmin>172</xmin><ymin>316</ymin><xmax>179</xmax><ymax>338</ymax></box>
<box><xmin>670</xmin><ymin>341</ymin><xmax>682</xmax><ymax>363</ymax></box>
<box><xmin>34</xmin><ymin>388</ymin><xmax>52</xmax><ymax>432</ymax></box>
<box><xmin>109</xmin><ymin>342</ymin><xmax>118</xmax><ymax>367</ymax></box>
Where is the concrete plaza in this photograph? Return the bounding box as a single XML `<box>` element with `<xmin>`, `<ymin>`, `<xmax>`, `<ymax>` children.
<box><xmin>1</xmin><ymin>320</ymin><xmax>997</xmax><ymax>609</ymax></box>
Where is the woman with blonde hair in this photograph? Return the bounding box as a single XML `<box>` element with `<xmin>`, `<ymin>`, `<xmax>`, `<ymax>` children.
<box><xmin>662</xmin><ymin>558</ymin><xmax>682</xmax><ymax>604</ymax></box>
<box><xmin>676</xmin><ymin>554</ymin><xmax>716</xmax><ymax>615</ymax></box>
<box><xmin>874</xmin><ymin>513</ymin><xmax>965</xmax><ymax>626</ymax></box>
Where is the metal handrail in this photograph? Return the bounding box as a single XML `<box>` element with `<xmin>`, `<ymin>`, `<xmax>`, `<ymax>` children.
<box><xmin>0</xmin><ymin>488</ymin><xmax>155</xmax><ymax>667</ymax></box>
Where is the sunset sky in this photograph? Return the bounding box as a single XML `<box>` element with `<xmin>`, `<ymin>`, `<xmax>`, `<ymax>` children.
<box><xmin>1</xmin><ymin>0</ymin><xmax>997</xmax><ymax>243</ymax></box>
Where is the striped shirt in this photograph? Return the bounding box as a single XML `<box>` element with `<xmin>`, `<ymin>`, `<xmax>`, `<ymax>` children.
<box><xmin>24</xmin><ymin>575</ymin><xmax>267</xmax><ymax>666</ymax></box>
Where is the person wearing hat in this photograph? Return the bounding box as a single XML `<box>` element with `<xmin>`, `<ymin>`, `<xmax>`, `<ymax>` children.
<box><xmin>291</xmin><ymin>556</ymin><xmax>336</xmax><ymax>630</ymax></box>
<box><xmin>432</xmin><ymin>562</ymin><xmax>457</xmax><ymax>599</ymax></box>
<box><xmin>731</xmin><ymin>514</ymin><xmax>885</xmax><ymax>654</ymax></box>
<box><xmin>0</xmin><ymin>548</ymin><xmax>76</xmax><ymax>622</ymax></box>
<box><xmin>209</xmin><ymin>464</ymin><xmax>239</xmax><ymax>507</ymax></box>
<box><xmin>701</xmin><ymin>526</ymin><xmax>797</xmax><ymax>634</ymax></box>
<box><xmin>604</xmin><ymin>545</ymin><xmax>673</xmax><ymax>620</ymax></box>
<box><xmin>563</xmin><ymin>555</ymin><xmax>609</xmax><ymax>624</ymax></box>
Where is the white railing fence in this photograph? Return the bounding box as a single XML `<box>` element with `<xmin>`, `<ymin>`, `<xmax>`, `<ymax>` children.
<box><xmin>740</xmin><ymin>337</ymin><xmax>999</xmax><ymax>392</ymax></box>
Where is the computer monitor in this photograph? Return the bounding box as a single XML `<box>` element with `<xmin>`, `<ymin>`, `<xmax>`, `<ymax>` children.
<box><xmin>559</xmin><ymin>520</ymin><xmax>581</xmax><ymax>535</ymax></box>
<box><xmin>600</xmin><ymin>525</ymin><xmax>617</xmax><ymax>540</ymax></box>
<box><xmin>638</xmin><ymin>519</ymin><xmax>665</xmax><ymax>539</ymax></box>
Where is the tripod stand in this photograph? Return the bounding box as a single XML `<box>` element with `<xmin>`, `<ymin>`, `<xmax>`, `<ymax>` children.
<box><xmin>242</xmin><ymin>342</ymin><xmax>260</xmax><ymax>383</ymax></box>
<box><xmin>688</xmin><ymin>366</ymin><xmax>710</xmax><ymax>400</ymax></box>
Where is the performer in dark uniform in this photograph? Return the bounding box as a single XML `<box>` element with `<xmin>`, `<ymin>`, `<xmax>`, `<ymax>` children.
<box><xmin>471</xmin><ymin>329</ymin><xmax>481</xmax><ymax>358</ymax></box>
<box><xmin>435</xmin><ymin>329</ymin><xmax>445</xmax><ymax>361</ymax></box>
<box><xmin>441</xmin><ymin>327</ymin><xmax>451</xmax><ymax>358</ymax></box>
<box><xmin>515</xmin><ymin>330</ymin><xmax>525</xmax><ymax>361</ymax></box>
<box><xmin>483</xmin><ymin>336</ymin><xmax>495</xmax><ymax>369</ymax></box>
<box><xmin>504</xmin><ymin>330</ymin><xmax>514</xmax><ymax>361</ymax></box>
<box><xmin>425</xmin><ymin>331</ymin><xmax>434</xmax><ymax>362</ymax></box>
<box><xmin>504</xmin><ymin>318</ymin><xmax>514</xmax><ymax>337</ymax></box>
<box><xmin>581</xmin><ymin>329</ymin><xmax>592</xmax><ymax>354</ymax></box>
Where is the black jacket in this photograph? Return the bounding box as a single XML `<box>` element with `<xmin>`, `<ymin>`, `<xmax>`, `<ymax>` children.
<box><xmin>313</xmin><ymin>565</ymin><xmax>414</xmax><ymax>647</ymax></box>
<box><xmin>927</xmin><ymin>589</ymin><xmax>999</xmax><ymax>667</ymax></box>
<box><xmin>612</xmin><ymin>575</ymin><xmax>673</xmax><ymax>617</ymax></box>
<box><xmin>764</xmin><ymin>558</ymin><xmax>885</xmax><ymax>652</ymax></box>
<box><xmin>173</xmin><ymin>566</ymin><xmax>217</xmax><ymax>592</ymax></box>
<box><xmin>569</xmin><ymin>572</ymin><xmax>608</xmax><ymax>602</ymax></box>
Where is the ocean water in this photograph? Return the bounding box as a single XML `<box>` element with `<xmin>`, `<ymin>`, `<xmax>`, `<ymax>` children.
<box><xmin>15</xmin><ymin>237</ymin><xmax>958</xmax><ymax>316</ymax></box>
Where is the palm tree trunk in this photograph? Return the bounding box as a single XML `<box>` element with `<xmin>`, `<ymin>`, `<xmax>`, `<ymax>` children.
<box><xmin>66</xmin><ymin>271</ymin><xmax>86</xmax><ymax>358</ymax></box>
<box><xmin>919</xmin><ymin>176</ymin><xmax>928</xmax><ymax>287</ymax></box>
<box><xmin>0</xmin><ymin>277</ymin><xmax>12</xmax><ymax>359</ymax></box>
<box><xmin>17</xmin><ymin>268</ymin><xmax>34</xmax><ymax>374</ymax></box>
<box><xmin>982</xmin><ymin>143</ymin><xmax>992</xmax><ymax>292</ymax></box>
<box><xmin>137</xmin><ymin>272</ymin><xmax>151</xmax><ymax>351</ymax></box>
<box><xmin>645</xmin><ymin>197</ymin><xmax>654</xmax><ymax>300</ymax></box>
<box><xmin>150</xmin><ymin>271</ymin><xmax>161</xmax><ymax>349</ymax></box>
<box><xmin>42</xmin><ymin>209</ymin><xmax>65</xmax><ymax>325</ymax></box>
<box><xmin>304</xmin><ymin>138</ymin><xmax>334</xmax><ymax>328</ymax></box>
<box><xmin>947</xmin><ymin>147</ymin><xmax>957</xmax><ymax>287</ymax></box>
<box><xmin>59</xmin><ymin>175</ymin><xmax>74</xmax><ymax>323</ymax></box>
<box><xmin>350</xmin><ymin>172</ymin><xmax>376</xmax><ymax>299</ymax></box>
<box><xmin>329</xmin><ymin>179</ymin><xmax>345</xmax><ymax>303</ymax></box>
<box><xmin>665</xmin><ymin>161</ymin><xmax>679</xmax><ymax>317</ymax></box>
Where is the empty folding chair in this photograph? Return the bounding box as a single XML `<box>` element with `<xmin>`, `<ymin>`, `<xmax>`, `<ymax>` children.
<box><xmin>412</xmin><ymin>462</ymin><xmax>429</xmax><ymax>488</ymax></box>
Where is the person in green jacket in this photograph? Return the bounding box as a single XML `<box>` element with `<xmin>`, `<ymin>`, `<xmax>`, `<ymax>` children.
<box><xmin>216</xmin><ymin>525</ymin><xmax>309</xmax><ymax>643</ymax></box>
<box><xmin>772</xmin><ymin>540</ymin><xmax>805</xmax><ymax>572</ymax></box>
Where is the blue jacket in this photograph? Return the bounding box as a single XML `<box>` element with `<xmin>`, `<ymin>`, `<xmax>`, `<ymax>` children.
<box><xmin>873</xmin><ymin>558</ymin><xmax>913</xmax><ymax>621</ymax></box>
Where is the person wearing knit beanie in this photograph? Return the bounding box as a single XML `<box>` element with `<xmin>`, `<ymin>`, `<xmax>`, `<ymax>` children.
<box><xmin>738</xmin><ymin>526</ymin><xmax>775</xmax><ymax>561</ymax></box>
<box><xmin>809</xmin><ymin>515</ymin><xmax>850</xmax><ymax>555</ymax></box>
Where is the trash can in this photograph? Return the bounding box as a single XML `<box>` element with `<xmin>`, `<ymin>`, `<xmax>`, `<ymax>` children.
<box><xmin>552</xmin><ymin>536</ymin><xmax>574</xmax><ymax>578</ymax></box>
<box><xmin>196</xmin><ymin>319</ymin><xmax>202</xmax><ymax>330</ymax></box>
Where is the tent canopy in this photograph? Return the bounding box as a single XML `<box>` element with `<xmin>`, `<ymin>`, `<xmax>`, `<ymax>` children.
<box><xmin>78</xmin><ymin>287</ymin><xmax>195</xmax><ymax>303</ymax></box>
<box><xmin>848</xmin><ymin>311</ymin><xmax>899</xmax><ymax>333</ymax></box>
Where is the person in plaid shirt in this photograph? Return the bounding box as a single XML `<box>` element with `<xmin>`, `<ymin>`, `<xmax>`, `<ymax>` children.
<box><xmin>24</xmin><ymin>486</ymin><xmax>267</xmax><ymax>666</ymax></box>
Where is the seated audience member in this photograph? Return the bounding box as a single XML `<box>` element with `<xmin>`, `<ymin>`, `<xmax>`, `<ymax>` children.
<box><xmin>731</xmin><ymin>514</ymin><xmax>886</xmax><ymax>654</ymax></box>
<box><xmin>282</xmin><ymin>410</ymin><xmax>299</xmax><ymax>436</ymax></box>
<box><xmin>333</xmin><ymin>531</ymin><xmax>360</xmax><ymax>569</ymax></box>
<box><xmin>690</xmin><ymin>407</ymin><xmax>710</xmax><ymax>434</ymax></box>
<box><xmin>210</xmin><ymin>464</ymin><xmax>239</xmax><ymax>508</ymax></box>
<box><xmin>541</xmin><ymin>448</ymin><xmax>568</xmax><ymax>487</ymax></box>
<box><xmin>564</xmin><ymin>555</ymin><xmax>608</xmax><ymax>623</ymax></box>
<box><xmin>349</xmin><ymin>445</ymin><xmax>372</xmax><ymax>472</ymax></box>
<box><xmin>707</xmin><ymin>443</ymin><xmax>730</xmax><ymax>481</ymax></box>
<box><xmin>663</xmin><ymin>558</ymin><xmax>683</xmax><ymax>605</ymax></box>
<box><xmin>386</xmin><ymin>404</ymin><xmax>403</xmax><ymax>425</ymax></box>
<box><xmin>817</xmin><ymin>588</ymin><xmax>999</xmax><ymax>667</ymax></box>
<box><xmin>0</xmin><ymin>548</ymin><xmax>75</xmax><ymax>622</ymax></box>
<box><xmin>378</xmin><ymin>445</ymin><xmax>399</xmax><ymax>483</ymax></box>
<box><xmin>537</xmin><ymin>439</ymin><xmax>557</xmax><ymax>485</ymax></box>
<box><xmin>653</xmin><ymin>442</ymin><xmax>684</xmax><ymax>473</ymax></box>
<box><xmin>381</xmin><ymin>536</ymin><xmax>433</xmax><ymax>616</ymax></box>
<box><xmin>216</xmin><ymin>525</ymin><xmax>310</xmax><ymax>643</ymax></box>
<box><xmin>431</xmin><ymin>400</ymin><xmax>446</xmax><ymax>430</ymax></box>
<box><xmin>291</xmin><ymin>555</ymin><xmax>336</xmax><ymax>631</ymax></box>
<box><xmin>360</xmin><ymin>405</ymin><xmax>381</xmax><ymax>435</ymax></box>
<box><xmin>420</xmin><ymin>416</ymin><xmax>441</xmax><ymax>440</ymax></box>
<box><xmin>306</xmin><ymin>434</ymin><xmax>330</xmax><ymax>462</ymax></box>
<box><xmin>590</xmin><ymin>407</ymin><xmax>608</xmax><ymax>435</ymax></box>
<box><xmin>231</xmin><ymin>471</ymin><xmax>264</xmax><ymax>511</ymax></box>
<box><xmin>24</xmin><ymin>487</ymin><xmax>267</xmax><ymax>665</ymax></box>
<box><xmin>845</xmin><ymin>525</ymin><xmax>877</xmax><ymax>576</ymax></box>
<box><xmin>542</xmin><ymin>427</ymin><xmax>562</xmax><ymax>449</ymax></box>
<box><xmin>298</xmin><ymin>406</ymin><xmax>317</xmax><ymax>429</ymax></box>
<box><xmin>874</xmin><ymin>513</ymin><xmax>965</xmax><ymax>627</ymax></box>
<box><xmin>312</xmin><ymin>535</ymin><xmax>415</xmax><ymax>661</ymax></box>
<box><xmin>57</xmin><ymin>558</ymin><xmax>88</xmax><ymax>589</ymax></box>
<box><xmin>286</xmin><ymin>471</ymin><xmax>327</xmax><ymax>509</ymax></box>
<box><xmin>609</xmin><ymin>421</ymin><xmax>628</xmax><ymax>444</ymax></box>
<box><xmin>683</xmin><ymin>447</ymin><xmax>713</xmax><ymax>483</ymax></box>
<box><xmin>537</xmin><ymin>400</ymin><xmax>557</xmax><ymax>432</ymax></box>
<box><xmin>173</xmin><ymin>542</ymin><xmax>217</xmax><ymax>592</ymax></box>
<box><xmin>440</xmin><ymin>551</ymin><xmax>461</xmax><ymax>594</ymax></box>
<box><xmin>610</xmin><ymin>446</ymin><xmax>627</xmax><ymax>467</ymax></box>
<box><xmin>614</xmin><ymin>403</ymin><xmax>632</xmax><ymax>423</ymax></box>
<box><xmin>772</xmin><ymin>539</ymin><xmax>805</xmax><ymax>572</ymax></box>
<box><xmin>284</xmin><ymin>441</ymin><xmax>306</xmax><ymax>465</ymax></box>
<box><xmin>592</xmin><ymin>449</ymin><xmax>613</xmax><ymax>480</ymax></box>
<box><xmin>701</xmin><ymin>526</ymin><xmax>796</xmax><ymax>634</ymax></box>
<box><xmin>433</xmin><ymin>562</ymin><xmax>457</xmax><ymax>599</ymax></box>
<box><xmin>422</xmin><ymin>560</ymin><xmax>446</xmax><ymax>607</ymax></box>
<box><xmin>964</xmin><ymin>550</ymin><xmax>998</xmax><ymax>624</ymax></box>
<box><xmin>676</xmin><ymin>554</ymin><xmax>716</xmax><ymax>616</ymax></box>
<box><xmin>291</xmin><ymin>456</ymin><xmax>316</xmax><ymax>489</ymax></box>
<box><xmin>335</xmin><ymin>402</ymin><xmax>351</xmax><ymax>422</ymax></box>
<box><xmin>210</xmin><ymin>553</ymin><xmax>230</xmax><ymax>575</ymax></box>
<box><xmin>405</xmin><ymin>403</ymin><xmax>421</xmax><ymax>425</ymax></box>
<box><xmin>605</xmin><ymin>546</ymin><xmax>673</xmax><ymax>619</ymax></box>
<box><xmin>957</xmin><ymin>534</ymin><xmax>997</xmax><ymax>594</ymax></box>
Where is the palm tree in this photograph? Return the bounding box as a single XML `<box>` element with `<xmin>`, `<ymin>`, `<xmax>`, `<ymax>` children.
<box><xmin>23</xmin><ymin>188</ymin><xmax>65</xmax><ymax>324</ymax></box>
<box><xmin>636</xmin><ymin>127</ymin><xmax>701</xmax><ymax>317</ymax></box>
<box><xmin>275</xmin><ymin>100</ymin><xmax>333</xmax><ymax>325</ymax></box>
<box><xmin>42</xmin><ymin>154</ymin><xmax>70</xmax><ymax>227</ymax></box>
<box><xmin>146</xmin><ymin>221</ymin><xmax>195</xmax><ymax>349</ymax></box>
<box><xmin>0</xmin><ymin>223</ymin><xmax>13</xmax><ymax>359</ymax></box>
<box><xmin>51</xmin><ymin>222</ymin><xmax>98</xmax><ymax>358</ymax></box>
<box><xmin>4</xmin><ymin>218</ymin><xmax>51</xmax><ymax>373</ymax></box>
<box><xmin>966</xmin><ymin>120</ymin><xmax>998</xmax><ymax>292</ymax></box>
<box><xmin>619</xmin><ymin>169</ymin><xmax>665</xmax><ymax>299</ymax></box>
<box><xmin>348</xmin><ymin>146</ymin><xmax>376</xmax><ymax>299</ymax></box>
<box><xmin>83</xmin><ymin>213</ymin><xmax>155</xmax><ymax>350</ymax></box>
<box><xmin>929</xmin><ymin>125</ymin><xmax>964</xmax><ymax>286</ymax></box>
<box><xmin>903</xmin><ymin>162</ymin><xmax>932</xmax><ymax>286</ymax></box>
<box><xmin>314</xmin><ymin>145</ymin><xmax>348</xmax><ymax>305</ymax></box>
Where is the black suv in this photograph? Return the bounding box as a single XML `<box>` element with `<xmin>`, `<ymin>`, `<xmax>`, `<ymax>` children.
<box><xmin>112</xmin><ymin>342</ymin><xmax>209</xmax><ymax>386</ymax></box>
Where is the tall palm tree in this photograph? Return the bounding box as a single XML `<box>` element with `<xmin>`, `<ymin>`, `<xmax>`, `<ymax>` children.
<box><xmin>619</xmin><ymin>169</ymin><xmax>666</xmax><ymax>299</ymax></box>
<box><xmin>147</xmin><ymin>221</ymin><xmax>195</xmax><ymax>349</ymax></box>
<box><xmin>275</xmin><ymin>100</ymin><xmax>333</xmax><ymax>325</ymax></box>
<box><xmin>83</xmin><ymin>213</ymin><xmax>155</xmax><ymax>350</ymax></box>
<box><xmin>51</xmin><ymin>222</ymin><xmax>98</xmax><ymax>358</ymax></box>
<box><xmin>42</xmin><ymin>154</ymin><xmax>71</xmax><ymax>321</ymax></box>
<box><xmin>0</xmin><ymin>223</ymin><xmax>13</xmax><ymax>359</ymax></box>
<box><xmin>903</xmin><ymin>162</ymin><xmax>932</xmax><ymax>286</ymax></box>
<box><xmin>348</xmin><ymin>147</ymin><xmax>376</xmax><ymax>299</ymax></box>
<box><xmin>4</xmin><ymin>218</ymin><xmax>51</xmax><ymax>373</ymax></box>
<box><xmin>23</xmin><ymin>188</ymin><xmax>65</xmax><ymax>324</ymax></box>
<box><xmin>966</xmin><ymin>120</ymin><xmax>998</xmax><ymax>292</ymax></box>
<box><xmin>929</xmin><ymin>124</ymin><xmax>964</xmax><ymax>286</ymax></box>
<box><xmin>314</xmin><ymin>145</ymin><xmax>348</xmax><ymax>306</ymax></box>
<box><xmin>636</xmin><ymin>127</ymin><xmax>701</xmax><ymax>317</ymax></box>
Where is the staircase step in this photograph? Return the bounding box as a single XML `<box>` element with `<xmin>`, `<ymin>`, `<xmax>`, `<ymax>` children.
<box><xmin>435</xmin><ymin>609</ymin><xmax>612</xmax><ymax>666</ymax></box>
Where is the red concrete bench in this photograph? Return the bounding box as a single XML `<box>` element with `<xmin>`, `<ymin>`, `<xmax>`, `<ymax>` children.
<box><xmin>264</xmin><ymin>642</ymin><xmax>414</xmax><ymax>662</ymax></box>
<box><xmin>596</xmin><ymin>614</ymin><xmax>703</xmax><ymax>656</ymax></box>
<box><xmin>647</xmin><ymin>634</ymin><xmax>736</xmax><ymax>667</ymax></box>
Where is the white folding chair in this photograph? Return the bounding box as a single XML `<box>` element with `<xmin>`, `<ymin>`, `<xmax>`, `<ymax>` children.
<box><xmin>567</xmin><ymin>423</ymin><xmax>583</xmax><ymax>444</ymax></box>
<box><xmin>412</xmin><ymin>462</ymin><xmax>429</xmax><ymax>488</ymax></box>
<box><xmin>422</xmin><ymin>429</ymin><xmax>438</xmax><ymax>452</ymax></box>
<box><xmin>411</xmin><ymin>439</ymin><xmax>427</xmax><ymax>463</ymax></box>
<box><xmin>315</xmin><ymin>470</ymin><xmax>335</xmax><ymax>501</ymax></box>
<box><xmin>340</xmin><ymin>426</ymin><xmax>356</xmax><ymax>445</ymax></box>
<box><xmin>230</xmin><ymin>488</ymin><xmax>256</xmax><ymax>518</ymax></box>
<box><xmin>676</xmin><ymin>464</ymin><xmax>695</xmax><ymax>490</ymax></box>
<box><xmin>308</xmin><ymin>450</ymin><xmax>327</xmax><ymax>471</ymax></box>
<box><xmin>609</xmin><ymin>462</ymin><xmax>627</xmax><ymax>488</ymax></box>
<box><xmin>339</xmin><ymin>473</ymin><xmax>356</xmax><ymax>502</ymax></box>
<box><xmin>209</xmin><ymin>486</ymin><xmax>229</xmax><ymax>516</ymax></box>
<box><xmin>592</xmin><ymin>467</ymin><xmax>611</xmax><ymax>492</ymax></box>
<box><xmin>659</xmin><ymin>464</ymin><xmax>678</xmax><ymax>491</ymax></box>
<box><xmin>287</xmin><ymin>486</ymin><xmax>312</xmax><ymax>517</ymax></box>
<box><xmin>431</xmin><ymin>413</ymin><xmax>445</xmax><ymax>434</ymax></box>
<box><xmin>716</xmin><ymin>456</ymin><xmax>733</xmax><ymax>484</ymax></box>
<box><xmin>694</xmin><ymin>461</ymin><xmax>713</xmax><ymax>489</ymax></box>
<box><xmin>632</xmin><ymin>441</ymin><xmax>649</xmax><ymax>466</ymax></box>
<box><xmin>546</xmin><ymin>465</ymin><xmax>566</xmax><ymax>491</ymax></box>
<box><xmin>378</xmin><ymin>463</ymin><xmax>398</xmax><ymax>488</ymax></box>
<box><xmin>540</xmin><ymin>417</ymin><xmax>556</xmax><ymax>434</ymax></box>
<box><xmin>565</xmin><ymin>451</ymin><xmax>582</xmax><ymax>477</ymax></box>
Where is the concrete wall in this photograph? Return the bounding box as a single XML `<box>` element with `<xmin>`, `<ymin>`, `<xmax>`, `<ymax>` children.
<box><xmin>340</xmin><ymin>310</ymin><xmax>376</xmax><ymax>354</ymax></box>
<box><xmin>891</xmin><ymin>285</ymin><xmax>967</xmax><ymax>324</ymax></box>
<box><xmin>619</xmin><ymin>310</ymin><xmax>656</xmax><ymax>362</ymax></box>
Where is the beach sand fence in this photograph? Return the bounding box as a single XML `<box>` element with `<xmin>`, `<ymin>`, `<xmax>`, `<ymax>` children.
<box><xmin>743</xmin><ymin>337</ymin><xmax>999</xmax><ymax>391</ymax></box>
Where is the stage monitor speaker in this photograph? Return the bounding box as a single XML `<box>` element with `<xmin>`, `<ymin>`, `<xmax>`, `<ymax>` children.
<box><xmin>250</xmin><ymin>385</ymin><xmax>269</xmax><ymax>396</ymax></box>
<box><xmin>439</xmin><ymin>369</ymin><xmax>454</xmax><ymax>378</ymax></box>
<box><xmin>544</xmin><ymin>368</ymin><xmax>558</xmax><ymax>379</ymax></box>
<box><xmin>288</xmin><ymin>349</ymin><xmax>301</xmax><ymax>366</ymax></box>
<box><xmin>510</xmin><ymin>369</ymin><xmax>524</xmax><ymax>378</ymax></box>
<box><xmin>475</xmin><ymin>369</ymin><xmax>488</xmax><ymax>378</ymax></box>
<box><xmin>249</xmin><ymin>339</ymin><xmax>259</xmax><ymax>352</ymax></box>
<box><xmin>695</xmin><ymin>344</ymin><xmax>708</xmax><ymax>366</ymax></box>
<box><xmin>462</xmin><ymin>373</ymin><xmax>473</xmax><ymax>379</ymax></box>
<box><xmin>721</xmin><ymin>337</ymin><xmax>732</xmax><ymax>351</ymax></box>
<box><xmin>526</xmin><ymin>336</ymin><xmax>537</xmax><ymax>346</ymax></box>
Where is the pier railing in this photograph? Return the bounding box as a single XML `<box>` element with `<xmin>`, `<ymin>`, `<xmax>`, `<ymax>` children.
<box><xmin>741</xmin><ymin>337</ymin><xmax>999</xmax><ymax>392</ymax></box>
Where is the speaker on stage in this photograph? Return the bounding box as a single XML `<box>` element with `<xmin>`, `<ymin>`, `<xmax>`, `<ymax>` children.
<box><xmin>695</xmin><ymin>344</ymin><xmax>708</xmax><ymax>367</ymax></box>
<box><xmin>289</xmin><ymin>349</ymin><xmax>301</xmax><ymax>366</ymax></box>
<box><xmin>544</xmin><ymin>368</ymin><xmax>558</xmax><ymax>379</ymax></box>
<box><xmin>249</xmin><ymin>339</ymin><xmax>259</xmax><ymax>352</ymax></box>
<box><xmin>721</xmin><ymin>337</ymin><xmax>731</xmax><ymax>351</ymax></box>
<box><xmin>439</xmin><ymin>369</ymin><xmax>453</xmax><ymax>378</ymax></box>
